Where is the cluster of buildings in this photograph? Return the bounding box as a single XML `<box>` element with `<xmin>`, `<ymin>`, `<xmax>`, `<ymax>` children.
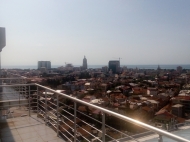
<box><xmin>37</xmin><ymin>56</ymin><xmax>88</xmax><ymax>74</ymax></box>
<box><xmin>4</xmin><ymin>62</ymin><xmax>190</xmax><ymax>133</ymax></box>
<box><xmin>37</xmin><ymin>56</ymin><xmax>122</xmax><ymax>75</ymax></box>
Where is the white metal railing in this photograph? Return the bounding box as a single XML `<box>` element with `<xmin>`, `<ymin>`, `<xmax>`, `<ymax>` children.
<box><xmin>0</xmin><ymin>80</ymin><xmax>190</xmax><ymax>142</ymax></box>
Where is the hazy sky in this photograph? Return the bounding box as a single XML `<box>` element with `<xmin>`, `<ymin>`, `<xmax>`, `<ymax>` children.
<box><xmin>0</xmin><ymin>0</ymin><xmax>190</xmax><ymax>66</ymax></box>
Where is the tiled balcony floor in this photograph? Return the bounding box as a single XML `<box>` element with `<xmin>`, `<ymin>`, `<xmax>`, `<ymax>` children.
<box><xmin>0</xmin><ymin>108</ymin><xmax>65</xmax><ymax>142</ymax></box>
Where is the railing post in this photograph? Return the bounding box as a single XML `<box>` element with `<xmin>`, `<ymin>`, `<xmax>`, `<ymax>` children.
<box><xmin>158</xmin><ymin>134</ymin><xmax>163</xmax><ymax>142</ymax></box>
<box><xmin>19</xmin><ymin>89</ymin><xmax>20</xmax><ymax>108</ymax></box>
<box><xmin>19</xmin><ymin>79</ymin><xmax>21</xmax><ymax>108</ymax></box>
<box><xmin>45</xmin><ymin>89</ymin><xmax>48</xmax><ymax>125</ymax></box>
<box><xmin>37</xmin><ymin>86</ymin><xmax>39</xmax><ymax>116</ymax></box>
<box><xmin>29</xmin><ymin>85</ymin><xmax>31</xmax><ymax>116</ymax></box>
<box><xmin>56</xmin><ymin>94</ymin><xmax>59</xmax><ymax>136</ymax></box>
<box><xmin>74</xmin><ymin>101</ymin><xmax>77</xmax><ymax>142</ymax></box>
<box><xmin>21</xmin><ymin>79</ymin><xmax>23</xmax><ymax>98</ymax></box>
<box><xmin>24</xmin><ymin>79</ymin><xmax>26</xmax><ymax>98</ymax></box>
<box><xmin>102</xmin><ymin>112</ymin><xmax>105</xmax><ymax>142</ymax></box>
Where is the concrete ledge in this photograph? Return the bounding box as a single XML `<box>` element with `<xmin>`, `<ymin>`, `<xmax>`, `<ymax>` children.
<box><xmin>0</xmin><ymin>99</ymin><xmax>28</xmax><ymax>108</ymax></box>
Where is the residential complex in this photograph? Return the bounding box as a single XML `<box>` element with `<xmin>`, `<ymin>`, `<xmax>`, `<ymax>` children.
<box><xmin>38</xmin><ymin>61</ymin><xmax>51</xmax><ymax>70</ymax></box>
<box><xmin>108</xmin><ymin>60</ymin><xmax>120</xmax><ymax>74</ymax></box>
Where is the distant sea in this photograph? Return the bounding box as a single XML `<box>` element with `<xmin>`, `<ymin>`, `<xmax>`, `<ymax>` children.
<box><xmin>2</xmin><ymin>65</ymin><xmax>190</xmax><ymax>70</ymax></box>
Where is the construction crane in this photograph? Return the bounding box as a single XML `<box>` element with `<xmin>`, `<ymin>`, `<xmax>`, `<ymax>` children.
<box><xmin>113</xmin><ymin>57</ymin><xmax>122</xmax><ymax>62</ymax></box>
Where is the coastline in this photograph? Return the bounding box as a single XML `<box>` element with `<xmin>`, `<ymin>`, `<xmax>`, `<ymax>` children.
<box><xmin>2</xmin><ymin>64</ymin><xmax>190</xmax><ymax>70</ymax></box>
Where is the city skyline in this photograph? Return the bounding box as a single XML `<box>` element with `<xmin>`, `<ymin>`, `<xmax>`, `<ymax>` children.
<box><xmin>1</xmin><ymin>1</ymin><xmax>190</xmax><ymax>66</ymax></box>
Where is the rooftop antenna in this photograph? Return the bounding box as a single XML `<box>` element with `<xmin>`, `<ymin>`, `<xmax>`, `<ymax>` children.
<box><xmin>113</xmin><ymin>57</ymin><xmax>122</xmax><ymax>62</ymax></box>
<box><xmin>118</xmin><ymin>57</ymin><xmax>122</xmax><ymax>62</ymax></box>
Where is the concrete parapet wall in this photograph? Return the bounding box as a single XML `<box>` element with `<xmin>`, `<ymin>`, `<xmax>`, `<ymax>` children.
<box><xmin>0</xmin><ymin>99</ymin><xmax>28</xmax><ymax>108</ymax></box>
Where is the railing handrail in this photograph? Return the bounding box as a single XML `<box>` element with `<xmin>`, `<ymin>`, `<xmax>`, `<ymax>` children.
<box><xmin>0</xmin><ymin>77</ymin><xmax>27</xmax><ymax>79</ymax></box>
<box><xmin>0</xmin><ymin>83</ymin><xmax>189</xmax><ymax>142</ymax></box>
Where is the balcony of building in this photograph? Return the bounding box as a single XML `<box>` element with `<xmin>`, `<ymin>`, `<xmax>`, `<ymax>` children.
<box><xmin>0</xmin><ymin>77</ymin><xmax>190</xmax><ymax>142</ymax></box>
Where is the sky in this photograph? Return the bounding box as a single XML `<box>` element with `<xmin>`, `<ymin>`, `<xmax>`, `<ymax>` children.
<box><xmin>0</xmin><ymin>0</ymin><xmax>190</xmax><ymax>67</ymax></box>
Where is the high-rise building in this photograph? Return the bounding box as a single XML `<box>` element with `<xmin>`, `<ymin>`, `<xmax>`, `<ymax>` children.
<box><xmin>108</xmin><ymin>60</ymin><xmax>120</xmax><ymax>73</ymax></box>
<box><xmin>38</xmin><ymin>61</ymin><xmax>51</xmax><ymax>69</ymax></box>
<box><xmin>0</xmin><ymin>27</ymin><xmax>6</xmax><ymax>86</ymax></box>
<box><xmin>102</xmin><ymin>66</ymin><xmax>108</xmax><ymax>73</ymax></box>
<box><xmin>177</xmin><ymin>66</ymin><xmax>182</xmax><ymax>73</ymax></box>
<box><xmin>157</xmin><ymin>65</ymin><xmax>161</xmax><ymax>71</ymax></box>
<box><xmin>83</xmin><ymin>56</ymin><xmax>87</xmax><ymax>70</ymax></box>
<box><xmin>0</xmin><ymin>27</ymin><xmax>6</xmax><ymax>52</ymax></box>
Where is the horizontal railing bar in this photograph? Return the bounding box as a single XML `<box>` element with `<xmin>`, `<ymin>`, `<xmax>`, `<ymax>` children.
<box><xmin>105</xmin><ymin>126</ymin><xmax>137</xmax><ymax>141</ymax></box>
<box><xmin>58</xmin><ymin>101</ymin><xmax>69</xmax><ymax>107</ymax></box>
<box><xmin>48</xmin><ymin>111</ymin><xmax>57</xmax><ymax>118</ymax></box>
<box><xmin>59</xmin><ymin>124</ymin><xmax>74</xmax><ymax>138</ymax></box>
<box><xmin>47</xmin><ymin>105</ymin><xmax>56</xmax><ymax>111</ymax></box>
<box><xmin>38</xmin><ymin>104</ymin><xmax>46</xmax><ymax>110</ymax></box>
<box><xmin>59</xmin><ymin>113</ymin><xmax>75</xmax><ymax>126</ymax></box>
<box><xmin>60</xmin><ymin>108</ymin><xmax>75</xmax><ymax>118</ymax></box>
<box><xmin>59</xmin><ymin>111</ymin><xmax>77</xmax><ymax>128</ymax></box>
<box><xmin>38</xmin><ymin>109</ymin><xmax>45</xmax><ymax>114</ymax></box>
<box><xmin>77</xmin><ymin>125</ymin><xmax>101</xmax><ymax>142</ymax></box>
<box><xmin>75</xmin><ymin>114</ymin><xmax>102</xmax><ymax>133</ymax></box>
<box><xmin>48</xmin><ymin>101</ymin><xmax>57</xmax><ymax>107</ymax></box>
<box><xmin>30</xmin><ymin>102</ymin><xmax>37</xmax><ymax>104</ymax></box>
<box><xmin>0</xmin><ymin>84</ymin><xmax>36</xmax><ymax>87</ymax></box>
<box><xmin>78</xmin><ymin>133</ymin><xmax>91</xmax><ymax>142</ymax></box>
<box><xmin>48</xmin><ymin>116</ymin><xmax>57</xmax><ymax>123</ymax></box>
<box><xmin>0</xmin><ymin>91</ymin><xmax>28</xmax><ymax>94</ymax></box>
<box><xmin>59</xmin><ymin>130</ymin><xmax>73</xmax><ymax>142</ymax></box>
<box><xmin>60</xmin><ymin>120</ymin><xmax>74</xmax><ymax>131</ymax></box>
<box><xmin>0</xmin><ymin>103</ymin><xmax>29</xmax><ymax>108</ymax></box>
<box><xmin>0</xmin><ymin>77</ymin><xmax>27</xmax><ymax>79</ymax></box>
<box><xmin>48</xmin><ymin>121</ymin><xmax>57</xmax><ymax>128</ymax></box>
<box><xmin>76</xmin><ymin>108</ymin><xmax>102</xmax><ymax>124</ymax></box>
<box><xmin>30</xmin><ymin>106</ymin><xmax>37</xmax><ymax>109</ymax></box>
<box><xmin>39</xmin><ymin>100</ymin><xmax>45</xmax><ymax>105</ymax></box>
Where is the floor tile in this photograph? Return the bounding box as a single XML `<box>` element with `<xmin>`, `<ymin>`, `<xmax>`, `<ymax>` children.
<box><xmin>49</xmin><ymin>138</ymin><xmax>65</xmax><ymax>142</ymax></box>
<box><xmin>19</xmin><ymin>131</ymin><xmax>38</xmax><ymax>140</ymax></box>
<box><xmin>37</xmin><ymin>128</ymin><xmax>56</xmax><ymax>136</ymax></box>
<box><xmin>20</xmin><ymin>136</ymin><xmax>43</xmax><ymax>142</ymax></box>
<box><xmin>40</xmin><ymin>134</ymin><xmax>58</xmax><ymax>141</ymax></box>
<box><xmin>17</xmin><ymin>127</ymin><xmax>34</xmax><ymax>134</ymax></box>
<box><xmin>14</xmin><ymin>121</ymin><xmax>30</xmax><ymax>127</ymax></box>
